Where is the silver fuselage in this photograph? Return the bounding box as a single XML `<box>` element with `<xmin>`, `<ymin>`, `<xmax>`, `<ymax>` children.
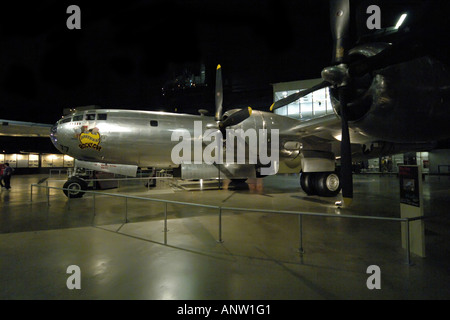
<box><xmin>50</xmin><ymin>109</ymin><xmax>309</xmax><ymax>169</ymax></box>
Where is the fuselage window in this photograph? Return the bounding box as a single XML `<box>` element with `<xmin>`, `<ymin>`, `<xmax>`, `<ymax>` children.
<box><xmin>86</xmin><ymin>114</ymin><xmax>96</xmax><ymax>121</ymax></box>
<box><xmin>150</xmin><ymin>120</ymin><xmax>158</xmax><ymax>127</ymax></box>
<box><xmin>60</xmin><ymin>117</ymin><xmax>72</xmax><ymax>124</ymax></box>
<box><xmin>73</xmin><ymin>115</ymin><xmax>83</xmax><ymax>121</ymax></box>
<box><xmin>97</xmin><ymin>114</ymin><xmax>107</xmax><ymax>120</ymax></box>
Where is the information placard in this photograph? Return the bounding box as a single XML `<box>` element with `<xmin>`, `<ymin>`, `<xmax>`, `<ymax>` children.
<box><xmin>399</xmin><ymin>165</ymin><xmax>425</xmax><ymax>258</ymax></box>
<box><xmin>399</xmin><ymin>165</ymin><xmax>421</xmax><ymax>207</ymax></box>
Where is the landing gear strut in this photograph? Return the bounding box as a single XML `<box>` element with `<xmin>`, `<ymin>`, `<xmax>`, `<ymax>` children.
<box><xmin>300</xmin><ymin>172</ymin><xmax>341</xmax><ymax>197</ymax></box>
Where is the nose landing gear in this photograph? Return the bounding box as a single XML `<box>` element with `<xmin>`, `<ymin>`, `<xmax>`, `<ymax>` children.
<box><xmin>63</xmin><ymin>177</ymin><xmax>88</xmax><ymax>198</ymax></box>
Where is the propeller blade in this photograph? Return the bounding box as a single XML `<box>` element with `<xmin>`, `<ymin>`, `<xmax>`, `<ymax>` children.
<box><xmin>348</xmin><ymin>39</ymin><xmax>424</xmax><ymax>77</ymax></box>
<box><xmin>269</xmin><ymin>0</ymin><xmax>349</xmax><ymax>113</ymax></box>
<box><xmin>219</xmin><ymin>107</ymin><xmax>252</xmax><ymax>129</ymax></box>
<box><xmin>330</xmin><ymin>0</ymin><xmax>352</xmax><ymax>205</ymax></box>
<box><xmin>270</xmin><ymin>81</ymin><xmax>330</xmax><ymax>112</ymax></box>
<box><xmin>330</xmin><ymin>0</ymin><xmax>350</xmax><ymax>63</ymax></box>
<box><xmin>338</xmin><ymin>87</ymin><xmax>353</xmax><ymax>206</ymax></box>
<box><xmin>215</xmin><ymin>64</ymin><xmax>223</xmax><ymax>121</ymax></box>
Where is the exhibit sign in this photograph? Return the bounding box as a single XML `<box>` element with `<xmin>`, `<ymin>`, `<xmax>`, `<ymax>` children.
<box><xmin>399</xmin><ymin>165</ymin><xmax>425</xmax><ymax>258</ymax></box>
<box><xmin>399</xmin><ymin>165</ymin><xmax>421</xmax><ymax>207</ymax></box>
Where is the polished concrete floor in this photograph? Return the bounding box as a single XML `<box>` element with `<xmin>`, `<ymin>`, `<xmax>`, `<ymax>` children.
<box><xmin>1</xmin><ymin>173</ymin><xmax>450</xmax><ymax>300</ymax></box>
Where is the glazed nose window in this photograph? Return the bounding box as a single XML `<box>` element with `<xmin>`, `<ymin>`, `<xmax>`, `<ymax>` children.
<box><xmin>73</xmin><ymin>115</ymin><xmax>83</xmax><ymax>122</ymax></box>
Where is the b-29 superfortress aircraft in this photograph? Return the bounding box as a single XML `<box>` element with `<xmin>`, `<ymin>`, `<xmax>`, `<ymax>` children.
<box><xmin>3</xmin><ymin>1</ymin><xmax>450</xmax><ymax>206</ymax></box>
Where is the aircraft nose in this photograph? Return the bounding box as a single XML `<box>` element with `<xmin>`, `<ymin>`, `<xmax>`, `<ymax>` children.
<box><xmin>51</xmin><ymin>123</ymin><xmax>57</xmax><ymax>134</ymax></box>
<box><xmin>50</xmin><ymin>122</ymin><xmax>60</xmax><ymax>149</ymax></box>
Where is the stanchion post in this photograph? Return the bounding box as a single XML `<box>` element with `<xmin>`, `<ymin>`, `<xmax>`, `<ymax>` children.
<box><xmin>125</xmin><ymin>197</ymin><xmax>128</xmax><ymax>223</ymax></box>
<box><xmin>218</xmin><ymin>207</ymin><xmax>224</xmax><ymax>243</ymax></box>
<box><xmin>298</xmin><ymin>214</ymin><xmax>305</xmax><ymax>254</ymax></box>
<box><xmin>67</xmin><ymin>191</ymin><xmax>71</xmax><ymax>211</ymax></box>
<box><xmin>46</xmin><ymin>181</ymin><xmax>50</xmax><ymax>206</ymax></box>
<box><xmin>405</xmin><ymin>219</ymin><xmax>412</xmax><ymax>266</ymax></box>
<box><xmin>164</xmin><ymin>202</ymin><xmax>168</xmax><ymax>245</ymax></box>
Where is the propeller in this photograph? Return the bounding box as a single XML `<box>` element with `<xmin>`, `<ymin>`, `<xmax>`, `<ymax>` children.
<box><xmin>269</xmin><ymin>1</ymin><xmax>427</xmax><ymax>205</ymax></box>
<box><xmin>330</xmin><ymin>0</ymin><xmax>350</xmax><ymax>64</ymax></box>
<box><xmin>348</xmin><ymin>37</ymin><xmax>424</xmax><ymax>78</ymax></box>
<box><xmin>214</xmin><ymin>64</ymin><xmax>252</xmax><ymax>133</ymax></box>
<box><xmin>215</xmin><ymin>64</ymin><xmax>223</xmax><ymax>121</ymax></box>
<box><xmin>330</xmin><ymin>0</ymin><xmax>353</xmax><ymax>206</ymax></box>
<box><xmin>219</xmin><ymin>107</ymin><xmax>252</xmax><ymax>130</ymax></box>
<box><xmin>270</xmin><ymin>0</ymin><xmax>354</xmax><ymax>205</ymax></box>
<box><xmin>336</xmin><ymin>81</ymin><xmax>354</xmax><ymax>206</ymax></box>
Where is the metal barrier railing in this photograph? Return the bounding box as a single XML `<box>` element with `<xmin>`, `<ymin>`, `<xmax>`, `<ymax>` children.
<box><xmin>49</xmin><ymin>169</ymin><xmax>69</xmax><ymax>178</ymax></box>
<box><xmin>47</xmin><ymin>175</ymin><xmax>175</xmax><ymax>190</ymax></box>
<box><xmin>30</xmin><ymin>183</ymin><xmax>425</xmax><ymax>265</ymax></box>
<box><xmin>84</xmin><ymin>176</ymin><xmax>174</xmax><ymax>190</ymax></box>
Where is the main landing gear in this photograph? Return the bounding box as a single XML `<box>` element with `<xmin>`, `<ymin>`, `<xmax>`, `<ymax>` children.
<box><xmin>300</xmin><ymin>172</ymin><xmax>341</xmax><ymax>197</ymax></box>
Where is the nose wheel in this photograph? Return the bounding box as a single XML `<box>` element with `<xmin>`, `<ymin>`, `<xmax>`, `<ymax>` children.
<box><xmin>63</xmin><ymin>177</ymin><xmax>87</xmax><ymax>198</ymax></box>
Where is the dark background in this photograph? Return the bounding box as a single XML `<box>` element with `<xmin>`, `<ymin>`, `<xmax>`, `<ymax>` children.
<box><xmin>0</xmin><ymin>0</ymin><xmax>332</xmax><ymax>125</ymax></box>
<box><xmin>1</xmin><ymin>0</ymin><xmax>448</xmax><ymax>153</ymax></box>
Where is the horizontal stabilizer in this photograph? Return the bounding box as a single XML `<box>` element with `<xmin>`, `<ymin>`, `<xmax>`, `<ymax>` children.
<box><xmin>0</xmin><ymin>119</ymin><xmax>52</xmax><ymax>137</ymax></box>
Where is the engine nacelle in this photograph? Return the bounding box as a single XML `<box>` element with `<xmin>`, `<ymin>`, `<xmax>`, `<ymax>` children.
<box><xmin>330</xmin><ymin>43</ymin><xmax>450</xmax><ymax>143</ymax></box>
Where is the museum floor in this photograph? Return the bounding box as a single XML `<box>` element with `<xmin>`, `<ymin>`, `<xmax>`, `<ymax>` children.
<box><xmin>1</xmin><ymin>173</ymin><xmax>449</xmax><ymax>300</ymax></box>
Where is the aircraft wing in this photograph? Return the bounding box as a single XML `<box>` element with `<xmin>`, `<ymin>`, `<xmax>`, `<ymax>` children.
<box><xmin>0</xmin><ymin>119</ymin><xmax>52</xmax><ymax>137</ymax></box>
<box><xmin>289</xmin><ymin>114</ymin><xmax>340</xmax><ymax>137</ymax></box>
<box><xmin>285</xmin><ymin>113</ymin><xmax>370</xmax><ymax>145</ymax></box>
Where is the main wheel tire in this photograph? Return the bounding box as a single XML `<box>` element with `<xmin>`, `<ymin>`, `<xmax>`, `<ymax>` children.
<box><xmin>314</xmin><ymin>172</ymin><xmax>341</xmax><ymax>197</ymax></box>
<box><xmin>63</xmin><ymin>177</ymin><xmax>87</xmax><ymax>198</ymax></box>
<box><xmin>300</xmin><ymin>172</ymin><xmax>317</xmax><ymax>195</ymax></box>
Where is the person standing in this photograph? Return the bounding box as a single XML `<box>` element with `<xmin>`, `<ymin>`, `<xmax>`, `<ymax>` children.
<box><xmin>0</xmin><ymin>163</ymin><xmax>4</xmax><ymax>188</ymax></box>
<box><xmin>3</xmin><ymin>163</ymin><xmax>13</xmax><ymax>190</ymax></box>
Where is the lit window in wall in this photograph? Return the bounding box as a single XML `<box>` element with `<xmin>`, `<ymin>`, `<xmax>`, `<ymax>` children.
<box><xmin>274</xmin><ymin>87</ymin><xmax>332</xmax><ymax>120</ymax></box>
<box><xmin>274</xmin><ymin>91</ymin><xmax>286</xmax><ymax>102</ymax></box>
<box><xmin>16</xmin><ymin>154</ymin><xmax>29</xmax><ymax>168</ymax></box>
<box><xmin>300</xmin><ymin>93</ymin><xmax>313</xmax><ymax>120</ymax></box>
<box><xmin>274</xmin><ymin>92</ymin><xmax>288</xmax><ymax>116</ymax></box>
<box><xmin>43</xmin><ymin>154</ymin><xmax>63</xmax><ymax>167</ymax></box>
<box><xmin>288</xmin><ymin>101</ymin><xmax>300</xmax><ymax>119</ymax></box>
<box><xmin>64</xmin><ymin>155</ymin><xmax>74</xmax><ymax>167</ymax></box>
<box><xmin>42</xmin><ymin>154</ymin><xmax>72</xmax><ymax>167</ymax></box>
<box><xmin>313</xmin><ymin>88</ymin><xmax>328</xmax><ymax>117</ymax></box>
<box><xmin>0</xmin><ymin>154</ymin><xmax>4</xmax><ymax>163</ymax></box>
<box><xmin>417</xmin><ymin>152</ymin><xmax>429</xmax><ymax>173</ymax></box>
<box><xmin>52</xmin><ymin>154</ymin><xmax>64</xmax><ymax>167</ymax></box>
<box><xmin>326</xmin><ymin>88</ymin><xmax>334</xmax><ymax>114</ymax></box>
<box><xmin>4</xmin><ymin>154</ymin><xmax>17</xmax><ymax>168</ymax></box>
<box><xmin>29</xmin><ymin>154</ymin><xmax>39</xmax><ymax>168</ymax></box>
<box><xmin>42</xmin><ymin>154</ymin><xmax>53</xmax><ymax>167</ymax></box>
<box><xmin>277</xmin><ymin>106</ymin><xmax>288</xmax><ymax>116</ymax></box>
